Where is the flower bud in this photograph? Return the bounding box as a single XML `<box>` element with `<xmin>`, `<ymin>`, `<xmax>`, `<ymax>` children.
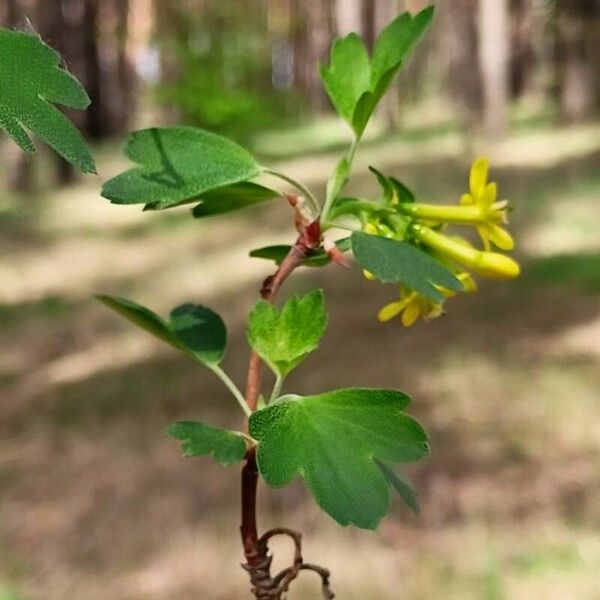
<box><xmin>414</xmin><ymin>225</ymin><xmax>520</xmax><ymax>279</ymax></box>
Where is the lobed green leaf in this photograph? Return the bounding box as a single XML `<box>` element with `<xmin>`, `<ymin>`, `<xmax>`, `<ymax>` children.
<box><xmin>168</xmin><ymin>421</ymin><xmax>246</xmax><ymax>467</ymax></box>
<box><xmin>249</xmin><ymin>388</ymin><xmax>428</xmax><ymax>529</ymax></box>
<box><xmin>376</xmin><ymin>460</ymin><xmax>420</xmax><ymax>515</ymax></box>
<box><xmin>320</xmin><ymin>7</ymin><xmax>434</xmax><ymax>137</ymax></box>
<box><xmin>0</xmin><ymin>28</ymin><xmax>95</xmax><ymax>172</ymax></box>
<box><xmin>370</xmin><ymin>7</ymin><xmax>434</xmax><ymax>87</ymax></box>
<box><xmin>247</xmin><ymin>290</ymin><xmax>327</xmax><ymax>377</ymax></box>
<box><xmin>320</xmin><ymin>34</ymin><xmax>371</xmax><ymax>126</ymax></box>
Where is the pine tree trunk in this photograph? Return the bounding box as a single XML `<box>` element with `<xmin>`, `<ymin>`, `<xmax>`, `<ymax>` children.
<box><xmin>438</xmin><ymin>0</ymin><xmax>483</xmax><ymax>131</ymax></box>
<box><xmin>553</xmin><ymin>0</ymin><xmax>600</xmax><ymax>122</ymax></box>
<box><xmin>335</xmin><ymin>0</ymin><xmax>363</xmax><ymax>37</ymax></box>
<box><xmin>83</xmin><ymin>0</ymin><xmax>103</xmax><ymax>140</ymax></box>
<box><xmin>304</xmin><ymin>0</ymin><xmax>334</xmax><ymax>111</ymax></box>
<box><xmin>478</xmin><ymin>0</ymin><xmax>510</xmax><ymax>138</ymax></box>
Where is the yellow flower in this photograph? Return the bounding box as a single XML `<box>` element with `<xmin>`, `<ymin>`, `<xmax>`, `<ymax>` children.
<box><xmin>400</xmin><ymin>157</ymin><xmax>514</xmax><ymax>251</ymax></box>
<box><xmin>378</xmin><ymin>288</ymin><xmax>442</xmax><ymax>326</ymax></box>
<box><xmin>378</xmin><ymin>274</ymin><xmax>476</xmax><ymax>327</ymax></box>
<box><xmin>413</xmin><ymin>225</ymin><xmax>520</xmax><ymax>279</ymax></box>
<box><xmin>460</xmin><ymin>156</ymin><xmax>514</xmax><ymax>251</ymax></box>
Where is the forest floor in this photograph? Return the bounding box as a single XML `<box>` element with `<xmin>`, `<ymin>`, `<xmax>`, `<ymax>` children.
<box><xmin>1</xmin><ymin>120</ymin><xmax>600</xmax><ymax>599</ymax></box>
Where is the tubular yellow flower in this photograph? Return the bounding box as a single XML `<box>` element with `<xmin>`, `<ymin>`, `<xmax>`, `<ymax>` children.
<box><xmin>400</xmin><ymin>157</ymin><xmax>514</xmax><ymax>251</ymax></box>
<box><xmin>378</xmin><ymin>273</ymin><xmax>476</xmax><ymax>327</ymax></box>
<box><xmin>378</xmin><ymin>288</ymin><xmax>442</xmax><ymax>326</ymax></box>
<box><xmin>414</xmin><ymin>225</ymin><xmax>520</xmax><ymax>279</ymax></box>
<box><xmin>460</xmin><ymin>156</ymin><xmax>514</xmax><ymax>251</ymax></box>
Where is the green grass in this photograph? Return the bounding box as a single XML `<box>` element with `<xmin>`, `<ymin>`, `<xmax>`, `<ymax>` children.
<box><xmin>525</xmin><ymin>252</ymin><xmax>600</xmax><ymax>293</ymax></box>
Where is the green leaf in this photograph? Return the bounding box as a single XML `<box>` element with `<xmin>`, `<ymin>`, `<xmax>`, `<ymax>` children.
<box><xmin>96</xmin><ymin>295</ymin><xmax>182</xmax><ymax>349</ymax></box>
<box><xmin>249</xmin><ymin>388</ymin><xmax>428</xmax><ymax>529</ymax></box>
<box><xmin>190</xmin><ymin>182</ymin><xmax>279</xmax><ymax>218</ymax></box>
<box><xmin>249</xmin><ymin>238</ymin><xmax>351</xmax><ymax>268</ymax></box>
<box><xmin>168</xmin><ymin>421</ymin><xmax>246</xmax><ymax>467</ymax></box>
<box><xmin>369</xmin><ymin>166</ymin><xmax>415</xmax><ymax>204</ymax></box>
<box><xmin>320</xmin><ymin>33</ymin><xmax>371</xmax><ymax>127</ymax></box>
<box><xmin>169</xmin><ymin>304</ymin><xmax>226</xmax><ymax>365</ymax></box>
<box><xmin>353</xmin><ymin>7</ymin><xmax>435</xmax><ymax>135</ymax></box>
<box><xmin>97</xmin><ymin>295</ymin><xmax>226</xmax><ymax>366</ymax></box>
<box><xmin>322</xmin><ymin>7</ymin><xmax>434</xmax><ymax>137</ymax></box>
<box><xmin>389</xmin><ymin>176</ymin><xmax>415</xmax><ymax>204</ymax></box>
<box><xmin>369</xmin><ymin>166</ymin><xmax>394</xmax><ymax>202</ymax></box>
<box><xmin>0</xmin><ymin>29</ymin><xmax>95</xmax><ymax>173</ymax></box>
<box><xmin>371</xmin><ymin>7</ymin><xmax>434</xmax><ymax>87</ymax></box>
<box><xmin>247</xmin><ymin>290</ymin><xmax>327</xmax><ymax>376</ymax></box>
<box><xmin>376</xmin><ymin>460</ymin><xmax>420</xmax><ymax>515</ymax></box>
<box><xmin>101</xmin><ymin>126</ymin><xmax>260</xmax><ymax>208</ymax></box>
<box><xmin>351</xmin><ymin>231</ymin><xmax>463</xmax><ymax>303</ymax></box>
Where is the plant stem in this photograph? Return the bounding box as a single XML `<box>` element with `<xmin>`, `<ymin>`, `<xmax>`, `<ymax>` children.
<box><xmin>321</xmin><ymin>134</ymin><xmax>360</xmax><ymax>224</ymax></box>
<box><xmin>270</xmin><ymin>374</ymin><xmax>284</xmax><ymax>403</ymax></box>
<box><xmin>240</xmin><ymin>219</ymin><xmax>322</xmax><ymax>593</ymax></box>
<box><xmin>262</xmin><ymin>167</ymin><xmax>320</xmax><ymax>215</ymax></box>
<box><xmin>347</xmin><ymin>135</ymin><xmax>359</xmax><ymax>165</ymax></box>
<box><xmin>210</xmin><ymin>364</ymin><xmax>251</xmax><ymax>417</ymax></box>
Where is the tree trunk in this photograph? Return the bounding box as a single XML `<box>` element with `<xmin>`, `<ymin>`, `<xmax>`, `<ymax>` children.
<box><xmin>2</xmin><ymin>0</ymin><xmax>20</xmax><ymax>26</ymax></box>
<box><xmin>304</xmin><ymin>0</ymin><xmax>335</xmax><ymax>111</ymax></box>
<box><xmin>508</xmin><ymin>0</ymin><xmax>536</xmax><ymax>100</ymax></box>
<box><xmin>335</xmin><ymin>0</ymin><xmax>362</xmax><ymax>37</ymax></box>
<box><xmin>553</xmin><ymin>0</ymin><xmax>600</xmax><ymax>122</ymax></box>
<box><xmin>361</xmin><ymin>0</ymin><xmax>376</xmax><ymax>51</ymax></box>
<box><xmin>438</xmin><ymin>0</ymin><xmax>483</xmax><ymax>131</ymax></box>
<box><xmin>82</xmin><ymin>0</ymin><xmax>103</xmax><ymax>140</ymax></box>
<box><xmin>478</xmin><ymin>0</ymin><xmax>510</xmax><ymax>138</ymax></box>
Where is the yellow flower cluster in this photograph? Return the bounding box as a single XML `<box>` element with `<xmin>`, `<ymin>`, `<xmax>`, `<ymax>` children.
<box><xmin>367</xmin><ymin>157</ymin><xmax>520</xmax><ymax>326</ymax></box>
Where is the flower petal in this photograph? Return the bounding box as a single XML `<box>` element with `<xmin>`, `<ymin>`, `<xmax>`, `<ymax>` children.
<box><xmin>469</xmin><ymin>156</ymin><xmax>489</xmax><ymax>197</ymax></box>
<box><xmin>363</xmin><ymin>269</ymin><xmax>376</xmax><ymax>281</ymax></box>
<box><xmin>378</xmin><ymin>301</ymin><xmax>406</xmax><ymax>322</ymax></box>
<box><xmin>401</xmin><ymin>300</ymin><xmax>421</xmax><ymax>327</ymax></box>
<box><xmin>486</xmin><ymin>224</ymin><xmax>515</xmax><ymax>250</ymax></box>
<box><xmin>460</xmin><ymin>193</ymin><xmax>474</xmax><ymax>206</ymax></box>
<box><xmin>480</xmin><ymin>182</ymin><xmax>497</xmax><ymax>209</ymax></box>
<box><xmin>424</xmin><ymin>303</ymin><xmax>444</xmax><ymax>320</ymax></box>
<box><xmin>458</xmin><ymin>272</ymin><xmax>478</xmax><ymax>292</ymax></box>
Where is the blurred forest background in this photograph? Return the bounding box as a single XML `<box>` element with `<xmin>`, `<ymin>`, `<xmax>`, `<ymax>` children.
<box><xmin>0</xmin><ymin>1</ymin><xmax>599</xmax><ymax>599</ymax></box>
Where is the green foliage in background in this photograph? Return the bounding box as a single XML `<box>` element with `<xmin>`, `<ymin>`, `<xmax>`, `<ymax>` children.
<box><xmin>155</xmin><ymin>2</ymin><xmax>302</xmax><ymax>140</ymax></box>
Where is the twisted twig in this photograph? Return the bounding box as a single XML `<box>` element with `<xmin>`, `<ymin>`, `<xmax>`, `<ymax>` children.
<box><xmin>242</xmin><ymin>527</ymin><xmax>334</xmax><ymax>599</ymax></box>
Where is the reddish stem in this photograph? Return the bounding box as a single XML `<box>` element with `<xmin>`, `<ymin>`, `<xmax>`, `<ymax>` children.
<box><xmin>240</xmin><ymin>219</ymin><xmax>321</xmax><ymax>576</ymax></box>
